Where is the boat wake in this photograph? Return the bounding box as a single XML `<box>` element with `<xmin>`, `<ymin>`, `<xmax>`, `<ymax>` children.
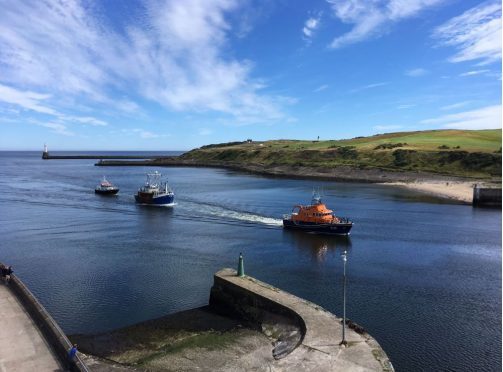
<box><xmin>180</xmin><ymin>200</ymin><xmax>283</xmax><ymax>227</ymax></box>
<box><xmin>137</xmin><ymin>202</ymin><xmax>177</xmax><ymax>208</ymax></box>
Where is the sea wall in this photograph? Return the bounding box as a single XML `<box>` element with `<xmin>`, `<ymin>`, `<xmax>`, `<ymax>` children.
<box><xmin>1</xmin><ymin>263</ymin><xmax>88</xmax><ymax>371</ymax></box>
<box><xmin>473</xmin><ymin>186</ymin><xmax>502</xmax><ymax>207</ymax></box>
<box><xmin>209</xmin><ymin>268</ymin><xmax>394</xmax><ymax>371</ymax></box>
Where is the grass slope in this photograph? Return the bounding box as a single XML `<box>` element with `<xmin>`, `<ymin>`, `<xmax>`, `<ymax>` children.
<box><xmin>181</xmin><ymin>130</ymin><xmax>501</xmax><ymax>179</ymax></box>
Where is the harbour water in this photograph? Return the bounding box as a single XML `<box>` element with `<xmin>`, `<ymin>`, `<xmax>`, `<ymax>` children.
<box><xmin>0</xmin><ymin>151</ymin><xmax>500</xmax><ymax>371</ymax></box>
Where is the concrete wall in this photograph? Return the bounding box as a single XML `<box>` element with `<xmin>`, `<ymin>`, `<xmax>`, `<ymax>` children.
<box><xmin>473</xmin><ymin>187</ymin><xmax>502</xmax><ymax>207</ymax></box>
<box><xmin>1</xmin><ymin>264</ymin><xmax>88</xmax><ymax>371</ymax></box>
<box><xmin>210</xmin><ymin>270</ymin><xmax>305</xmax><ymax>359</ymax></box>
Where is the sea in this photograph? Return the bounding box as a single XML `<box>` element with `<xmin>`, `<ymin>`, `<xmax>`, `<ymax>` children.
<box><xmin>0</xmin><ymin>151</ymin><xmax>500</xmax><ymax>371</ymax></box>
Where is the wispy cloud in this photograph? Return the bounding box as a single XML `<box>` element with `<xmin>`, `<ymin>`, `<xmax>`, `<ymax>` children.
<box><xmin>0</xmin><ymin>0</ymin><xmax>292</xmax><ymax>125</ymax></box>
<box><xmin>405</xmin><ymin>68</ymin><xmax>428</xmax><ymax>77</ymax></box>
<box><xmin>374</xmin><ymin>124</ymin><xmax>403</xmax><ymax>131</ymax></box>
<box><xmin>124</xmin><ymin>128</ymin><xmax>168</xmax><ymax>139</ymax></box>
<box><xmin>198</xmin><ymin>128</ymin><xmax>213</xmax><ymax>136</ymax></box>
<box><xmin>31</xmin><ymin>121</ymin><xmax>75</xmax><ymax>136</ymax></box>
<box><xmin>397</xmin><ymin>104</ymin><xmax>415</xmax><ymax>109</ymax></box>
<box><xmin>440</xmin><ymin>101</ymin><xmax>471</xmax><ymax>110</ymax></box>
<box><xmin>432</xmin><ymin>1</ymin><xmax>501</xmax><ymax>65</ymax></box>
<box><xmin>459</xmin><ymin>69</ymin><xmax>490</xmax><ymax>77</ymax></box>
<box><xmin>303</xmin><ymin>15</ymin><xmax>321</xmax><ymax>41</ymax></box>
<box><xmin>0</xmin><ymin>83</ymin><xmax>108</xmax><ymax>132</ymax></box>
<box><xmin>314</xmin><ymin>84</ymin><xmax>328</xmax><ymax>92</ymax></box>
<box><xmin>0</xmin><ymin>84</ymin><xmax>59</xmax><ymax>116</ymax></box>
<box><xmin>421</xmin><ymin>105</ymin><xmax>501</xmax><ymax>129</ymax></box>
<box><xmin>350</xmin><ymin>82</ymin><xmax>389</xmax><ymax>93</ymax></box>
<box><xmin>327</xmin><ymin>0</ymin><xmax>444</xmax><ymax>49</ymax></box>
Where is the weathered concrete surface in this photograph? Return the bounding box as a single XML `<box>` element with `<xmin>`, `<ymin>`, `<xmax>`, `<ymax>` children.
<box><xmin>211</xmin><ymin>268</ymin><xmax>394</xmax><ymax>372</ymax></box>
<box><xmin>0</xmin><ymin>284</ymin><xmax>62</xmax><ymax>372</ymax></box>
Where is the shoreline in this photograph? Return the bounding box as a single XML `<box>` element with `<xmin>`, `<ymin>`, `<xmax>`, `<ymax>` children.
<box><xmin>380</xmin><ymin>181</ymin><xmax>478</xmax><ymax>204</ymax></box>
<box><xmin>96</xmin><ymin>158</ymin><xmax>501</xmax><ymax>203</ymax></box>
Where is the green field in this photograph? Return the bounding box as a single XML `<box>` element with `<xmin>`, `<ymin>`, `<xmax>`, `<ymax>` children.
<box><xmin>181</xmin><ymin>129</ymin><xmax>502</xmax><ymax>179</ymax></box>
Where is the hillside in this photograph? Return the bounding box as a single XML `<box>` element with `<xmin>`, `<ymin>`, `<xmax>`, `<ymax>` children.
<box><xmin>179</xmin><ymin>129</ymin><xmax>501</xmax><ymax>179</ymax></box>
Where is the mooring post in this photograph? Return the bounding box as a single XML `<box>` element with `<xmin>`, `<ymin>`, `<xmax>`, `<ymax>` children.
<box><xmin>237</xmin><ymin>252</ymin><xmax>245</xmax><ymax>277</ymax></box>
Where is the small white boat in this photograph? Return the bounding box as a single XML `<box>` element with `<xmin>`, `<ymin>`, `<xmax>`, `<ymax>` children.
<box><xmin>95</xmin><ymin>176</ymin><xmax>119</xmax><ymax>195</ymax></box>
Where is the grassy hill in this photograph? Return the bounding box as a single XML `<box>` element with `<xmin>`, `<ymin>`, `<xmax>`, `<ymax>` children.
<box><xmin>180</xmin><ymin>129</ymin><xmax>501</xmax><ymax>179</ymax></box>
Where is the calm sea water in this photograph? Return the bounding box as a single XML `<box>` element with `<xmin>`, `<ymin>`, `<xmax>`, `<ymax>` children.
<box><xmin>0</xmin><ymin>151</ymin><xmax>500</xmax><ymax>371</ymax></box>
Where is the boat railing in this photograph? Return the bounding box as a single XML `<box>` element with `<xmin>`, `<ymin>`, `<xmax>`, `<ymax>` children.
<box><xmin>282</xmin><ymin>213</ymin><xmax>291</xmax><ymax>220</ymax></box>
<box><xmin>336</xmin><ymin>216</ymin><xmax>352</xmax><ymax>223</ymax></box>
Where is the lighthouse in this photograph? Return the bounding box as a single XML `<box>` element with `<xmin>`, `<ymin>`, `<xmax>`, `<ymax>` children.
<box><xmin>42</xmin><ymin>143</ymin><xmax>49</xmax><ymax>159</ymax></box>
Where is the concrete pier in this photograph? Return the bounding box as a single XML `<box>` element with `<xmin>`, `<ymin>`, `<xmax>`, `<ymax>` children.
<box><xmin>210</xmin><ymin>268</ymin><xmax>394</xmax><ymax>371</ymax></box>
<box><xmin>0</xmin><ymin>284</ymin><xmax>62</xmax><ymax>371</ymax></box>
<box><xmin>0</xmin><ymin>265</ymin><xmax>88</xmax><ymax>372</ymax></box>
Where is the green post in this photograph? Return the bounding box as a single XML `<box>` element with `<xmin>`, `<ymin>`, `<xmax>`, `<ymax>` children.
<box><xmin>237</xmin><ymin>252</ymin><xmax>245</xmax><ymax>277</ymax></box>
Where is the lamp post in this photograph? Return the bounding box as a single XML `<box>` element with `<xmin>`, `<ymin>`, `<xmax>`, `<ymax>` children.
<box><xmin>341</xmin><ymin>250</ymin><xmax>347</xmax><ymax>346</ymax></box>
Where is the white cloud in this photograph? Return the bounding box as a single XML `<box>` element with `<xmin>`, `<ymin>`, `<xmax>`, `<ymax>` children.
<box><xmin>397</xmin><ymin>104</ymin><xmax>415</xmax><ymax>109</ymax></box>
<box><xmin>374</xmin><ymin>124</ymin><xmax>403</xmax><ymax>131</ymax></box>
<box><xmin>65</xmin><ymin>116</ymin><xmax>108</xmax><ymax>126</ymax></box>
<box><xmin>0</xmin><ymin>84</ymin><xmax>59</xmax><ymax>116</ymax></box>
<box><xmin>421</xmin><ymin>105</ymin><xmax>502</xmax><ymax>129</ymax></box>
<box><xmin>459</xmin><ymin>69</ymin><xmax>490</xmax><ymax>77</ymax></box>
<box><xmin>405</xmin><ymin>68</ymin><xmax>428</xmax><ymax>77</ymax></box>
<box><xmin>32</xmin><ymin>121</ymin><xmax>75</xmax><ymax>136</ymax></box>
<box><xmin>303</xmin><ymin>16</ymin><xmax>321</xmax><ymax>40</ymax></box>
<box><xmin>440</xmin><ymin>101</ymin><xmax>471</xmax><ymax>110</ymax></box>
<box><xmin>350</xmin><ymin>82</ymin><xmax>389</xmax><ymax>93</ymax></box>
<box><xmin>432</xmin><ymin>2</ymin><xmax>501</xmax><ymax>65</ymax></box>
<box><xmin>130</xmin><ymin>128</ymin><xmax>167</xmax><ymax>139</ymax></box>
<box><xmin>314</xmin><ymin>84</ymin><xmax>329</xmax><ymax>92</ymax></box>
<box><xmin>327</xmin><ymin>0</ymin><xmax>443</xmax><ymax>48</ymax></box>
<box><xmin>198</xmin><ymin>128</ymin><xmax>213</xmax><ymax>135</ymax></box>
<box><xmin>0</xmin><ymin>0</ymin><xmax>292</xmax><ymax>124</ymax></box>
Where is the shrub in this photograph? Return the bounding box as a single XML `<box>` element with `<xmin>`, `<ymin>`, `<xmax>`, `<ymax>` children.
<box><xmin>461</xmin><ymin>152</ymin><xmax>501</xmax><ymax>170</ymax></box>
<box><xmin>333</xmin><ymin>146</ymin><xmax>358</xmax><ymax>159</ymax></box>
<box><xmin>374</xmin><ymin>142</ymin><xmax>408</xmax><ymax>150</ymax></box>
<box><xmin>438</xmin><ymin>145</ymin><xmax>450</xmax><ymax>149</ymax></box>
<box><xmin>392</xmin><ymin>149</ymin><xmax>416</xmax><ymax>166</ymax></box>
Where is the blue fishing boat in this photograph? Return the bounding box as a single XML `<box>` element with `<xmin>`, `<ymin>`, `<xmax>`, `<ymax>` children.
<box><xmin>135</xmin><ymin>171</ymin><xmax>175</xmax><ymax>206</ymax></box>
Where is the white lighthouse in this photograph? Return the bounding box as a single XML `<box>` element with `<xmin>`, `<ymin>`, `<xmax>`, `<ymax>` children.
<box><xmin>42</xmin><ymin>143</ymin><xmax>49</xmax><ymax>159</ymax></box>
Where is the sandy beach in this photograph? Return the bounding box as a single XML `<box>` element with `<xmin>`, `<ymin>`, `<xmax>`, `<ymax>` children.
<box><xmin>383</xmin><ymin>181</ymin><xmax>479</xmax><ymax>203</ymax></box>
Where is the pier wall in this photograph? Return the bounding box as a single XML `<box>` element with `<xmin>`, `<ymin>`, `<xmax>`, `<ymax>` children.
<box><xmin>1</xmin><ymin>264</ymin><xmax>88</xmax><ymax>371</ymax></box>
<box><xmin>473</xmin><ymin>187</ymin><xmax>502</xmax><ymax>207</ymax></box>
<box><xmin>209</xmin><ymin>268</ymin><xmax>394</xmax><ymax>371</ymax></box>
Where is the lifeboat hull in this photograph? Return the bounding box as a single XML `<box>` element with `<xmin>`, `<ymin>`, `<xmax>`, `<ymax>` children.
<box><xmin>95</xmin><ymin>188</ymin><xmax>119</xmax><ymax>195</ymax></box>
<box><xmin>283</xmin><ymin>219</ymin><xmax>352</xmax><ymax>235</ymax></box>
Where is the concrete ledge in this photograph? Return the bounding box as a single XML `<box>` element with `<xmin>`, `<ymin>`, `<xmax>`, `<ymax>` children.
<box><xmin>210</xmin><ymin>268</ymin><xmax>394</xmax><ymax>371</ymax></box>
<box><xmin>473</xmin><ymin>186</ymin><xmax>502</xmax><ymax>207</ymax></box>
<box><xmin>1</xmin><ymin>263</ymin><xmax>88</xmax><ymax>371</ymax></box>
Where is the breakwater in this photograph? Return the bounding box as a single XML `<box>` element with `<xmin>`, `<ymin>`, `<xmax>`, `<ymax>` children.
<box><xmin>43</xmin><ymin>152</ymin><xmax>156</xmax><ymax>160</ymax></box>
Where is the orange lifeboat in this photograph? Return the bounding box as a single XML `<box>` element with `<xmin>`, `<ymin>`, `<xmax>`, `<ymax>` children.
<box><xmin>283</xmin><ymin>192</ymin><xmax>352</xmax><ymax>235</ymax></box>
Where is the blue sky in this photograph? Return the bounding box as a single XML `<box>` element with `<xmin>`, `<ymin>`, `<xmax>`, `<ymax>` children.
<box><xmin>0</xmin><ymin>0</ymin><xmax>501</xmax><ymax>150</ymax></box>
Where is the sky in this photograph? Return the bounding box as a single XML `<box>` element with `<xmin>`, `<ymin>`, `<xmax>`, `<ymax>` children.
<box><xmin>0</xmin><ymin>0</ymin><xmax>501</xmax><ymax>151</ymax></box>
